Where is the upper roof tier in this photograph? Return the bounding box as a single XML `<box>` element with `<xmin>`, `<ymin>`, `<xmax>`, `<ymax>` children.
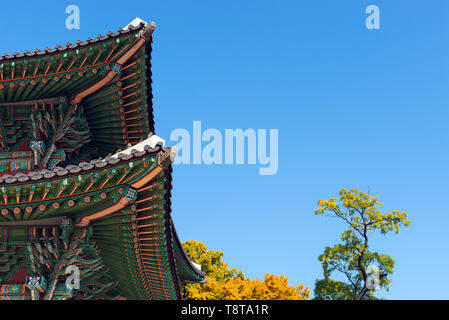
<box><xmin>0</xmin><ymin>20</ymin><xmax>156</xmax><ymax>160</ymax></box>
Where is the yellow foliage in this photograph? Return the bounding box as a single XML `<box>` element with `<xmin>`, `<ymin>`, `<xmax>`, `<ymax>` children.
<box><xmin>182</xmin><ymin>240</ymin><xmax>244</xmax><ymax>282</ymax></box>
<box><xmin>187</xmin><ymin>274</ymin><xmax>310</xmax><ymax>300</ymax></box>
<box><xmin>315</xmin><ymin>188</ymin><xmax>410</xmax><ymax>235</ymax></box>
<box><xmin>182</xmin><ymin>240</ymin><xmax>310</xmax><ymax>300</ymax></box>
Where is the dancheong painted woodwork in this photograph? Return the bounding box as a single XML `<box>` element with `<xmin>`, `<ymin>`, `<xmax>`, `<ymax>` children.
<box><xmin>0</xmin><ymin>18</ymin><xmax>205</xmax><ymax>300</ymax></box>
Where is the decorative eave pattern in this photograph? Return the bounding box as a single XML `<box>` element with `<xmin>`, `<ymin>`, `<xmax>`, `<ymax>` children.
<box><xmin>170</xmin><ymin>217</ymin><xmax>206</xmax><ymax>283</ymax></box>
<box><xmin>0</xmin><ymin>23</ymin><xmax>146</xmax><ymax>62</ymax></box>
<box><xmin>0</xmin><ymin>143</ymin><xmax>162</xmax><ymax>186</ymax></box>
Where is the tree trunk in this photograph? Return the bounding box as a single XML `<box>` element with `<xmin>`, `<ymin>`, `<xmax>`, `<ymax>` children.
<box><xmin>356</xmin><ymin>285</ymin><xmax>369</xmax><ymax>300</ymax></box>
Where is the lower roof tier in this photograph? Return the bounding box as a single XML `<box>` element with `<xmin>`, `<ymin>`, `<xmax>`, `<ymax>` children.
<box><xmin>0</xmin><ymin>136</ymin><xmax>205</xmax><ymax>300</ymax></box>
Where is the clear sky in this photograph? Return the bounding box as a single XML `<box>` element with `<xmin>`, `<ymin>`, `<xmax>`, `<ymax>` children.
<box><xmin>1</xmin><ymin>0</ymin><xmax>448</xmax><ymax>299</ymax></box>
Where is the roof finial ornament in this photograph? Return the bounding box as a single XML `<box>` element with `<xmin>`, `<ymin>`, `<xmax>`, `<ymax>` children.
<box><xmin>139</xmin><ymin>22</ymin><xmax>156</xmax><ymax>41</ymax></box>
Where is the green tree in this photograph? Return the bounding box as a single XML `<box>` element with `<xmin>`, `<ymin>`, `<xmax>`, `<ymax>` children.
<box><xmin>313</xmin><ymin>188</ymin><xmax>410</xmax><ymax>300</ymax></box>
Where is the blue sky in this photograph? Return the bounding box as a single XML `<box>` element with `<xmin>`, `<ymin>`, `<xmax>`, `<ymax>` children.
<box><xmin>1</xmin><ymin>0</ymin><xmax>449</xmax><ymax>299</ymax></box>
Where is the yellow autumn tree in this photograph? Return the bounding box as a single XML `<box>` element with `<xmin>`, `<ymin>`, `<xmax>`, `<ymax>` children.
<box><xmin>188</xmin><ymin>274</ymin><xmax>310</xmax><ymax>300</ymax></box>
<box><xmin>182</xmin><ymin>240</ymin><xmax>310</xmax><ymax>300</ymax></box>
<box><xmin>182</xmin><ymin>240</ymin><xmax>244</xmax><ymax>282</ymax></box>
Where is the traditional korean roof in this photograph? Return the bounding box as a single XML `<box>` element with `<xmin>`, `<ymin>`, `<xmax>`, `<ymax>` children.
<box><xmin>0</xmin><ymin>19</ymin><xmax>205</xmax><ymax>300</ymax></box>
